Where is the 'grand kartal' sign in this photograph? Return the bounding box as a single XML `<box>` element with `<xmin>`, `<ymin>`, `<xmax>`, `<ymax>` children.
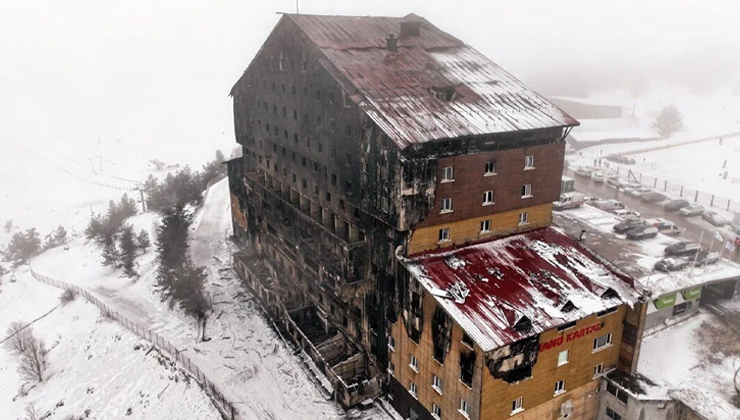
<box><xmin>539</xmin><ymin>322</ymin><xmax>603</xmax><ymax>352</ymax></box>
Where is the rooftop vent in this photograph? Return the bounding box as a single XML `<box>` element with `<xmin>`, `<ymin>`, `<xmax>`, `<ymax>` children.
<box><xmin>513</xmin><ymin>315</ymin><xmax>532</xmax><ymax>332</ymax></box>
<box><xmin>431</xmin><ymin>86</ymin><xmax>457</xmax><ymax>102</ymax></box>
<box><xmin>386</xmin><ymin>34</ymin><xmax>398</xmax><ymax>53</ymax></box>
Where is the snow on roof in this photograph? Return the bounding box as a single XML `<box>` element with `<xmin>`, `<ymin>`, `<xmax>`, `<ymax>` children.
<box><xmin>287</xmin><ymin>14</ymin><xmax>578</xmax><ymax>149</ymax></box>
<box><xmin>569</xmin><ymin>118</ymin><xmax>658</xmax><ymax>143</ymax></box>
<box><xmin>401</xmin><ymin>226</ymin><xmax>640</xmax><ymax>352</ymax></box>
<box><xmin>638</xmin><ymin>302</ymin><xmax>740</xmax><ymax>420</ymax></box>
<box><xmin>639</xmin><ymin>261</ymin><xmax>740</xmax><ymax>298</ymax></box>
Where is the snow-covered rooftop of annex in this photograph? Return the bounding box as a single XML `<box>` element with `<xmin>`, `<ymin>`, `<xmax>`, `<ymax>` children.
<box><xmin>401</xmin><ymin>226</ymin><xmax>641</xmax><ymax>352</ymax></box>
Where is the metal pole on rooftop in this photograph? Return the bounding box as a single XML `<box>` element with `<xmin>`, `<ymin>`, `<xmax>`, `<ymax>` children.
<box><xmin>296</xmin><ymin>0</ymin><xmax>299</xmax><ymax>14</ymax></box>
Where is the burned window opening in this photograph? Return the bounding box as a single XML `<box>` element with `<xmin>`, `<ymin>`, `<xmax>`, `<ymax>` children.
<box><xmin>485</xmin><ymin>335</ymin><xmax>539</xmax><ymax>383</ymax></box>
<box><xmin>431</xmin><ymin>306</ymin><xmax>452</xmax><ymax>364</ymax></box>
<box><xmin>460</xmin><ymin>349</ymin><xmax>475</xmax><ymax>387</ymax></box>
<box><xmin>430</xmin><ymin>86</ymin><xmax>457</xmax><ymax>102</ymax></box>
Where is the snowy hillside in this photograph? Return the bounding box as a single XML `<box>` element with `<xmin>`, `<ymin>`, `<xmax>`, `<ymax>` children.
<box><xmin>0</xmin><ymin>269</ymin><xmax>221</xmax><ymax>420</ymax></box>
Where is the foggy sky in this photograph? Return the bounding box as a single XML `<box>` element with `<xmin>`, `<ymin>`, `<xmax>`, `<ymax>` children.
<box><xmin>1</xmin><ymin>0</ymin><xmax>738</xmax><ymax>150</ymax></box>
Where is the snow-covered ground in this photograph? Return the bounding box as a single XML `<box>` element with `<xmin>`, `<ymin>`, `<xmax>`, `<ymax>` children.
<box><xmin>0</xmin><ymin>268</ymin><xmax>222</xmax><ymax>420</ymax></box>
<box><xmin>638</xmin><ymin>299</ymin><xmax>740</xmax><ymax>420</ymax></box>
<box><xmin>27</xmin><ymin>179</ymin><xmax>394</xmax><ymax>420</ymax></box>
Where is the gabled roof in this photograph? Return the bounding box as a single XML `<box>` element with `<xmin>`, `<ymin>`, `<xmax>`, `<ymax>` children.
<box><xmin>287</xmin><ymin>14</ymin><xmax>578</xmax><ymax>149</ymax></box>
<box><xmin>401</xmin><ymin>226</ymin><xmax>640</xmax><ymax>352</ymax></box>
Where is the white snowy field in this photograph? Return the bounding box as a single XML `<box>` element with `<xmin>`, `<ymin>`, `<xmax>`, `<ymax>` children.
<box><xmin>638</xmin><ymin>300</ymin><xmax>740</xmax><ymax>420</ymax></box>
<box><xmin>29</xmin><ymin>179</ymin><xmax>394</xmax><ymax>420</ymax></box>
<box><xmin>0</xmin><ymin>268</ymin><xmax>222</xmax><ymax>420</ymax></box>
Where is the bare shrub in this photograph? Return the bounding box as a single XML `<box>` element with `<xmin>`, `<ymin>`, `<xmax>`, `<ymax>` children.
<box><xmin>59</xmin><ymin>288</ymin><xmax>78</xmax><ymax>305</ymax></box>
<box><xmin>24</xmin><ymin>403</ymin><xmax>40</xmax><ymax>420</ymax></box>
<box><xmin>4</xmin><ymin>321</ymin><xmax>32</xmax><ymax>356</ymax></box>
<box><xmin>17</xmin><ymin>335</ymin><xmax>48</xmax><ymax>383</ymax></box>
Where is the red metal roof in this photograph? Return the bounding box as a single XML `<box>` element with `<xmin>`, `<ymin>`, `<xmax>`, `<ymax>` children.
<box><xmin>288</xmin><ymin>14</ymin><xmax>578</xmax><ymax>149</ymax></box>
<box><xmin>402</xmin><ymin>226</ymin><xmax>639</xmax><ymax>352</ymax></box>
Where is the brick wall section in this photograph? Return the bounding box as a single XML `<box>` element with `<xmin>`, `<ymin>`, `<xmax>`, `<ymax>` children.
<box><xmin>416</xmin><ymin>142</ymin><xmax>565</xmax><ymax>229</ymax></box>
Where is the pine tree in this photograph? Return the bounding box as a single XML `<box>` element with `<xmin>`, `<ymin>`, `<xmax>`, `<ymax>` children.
<box><xmin>4</xmin><ymin>219</ymin><xmax>12</xmax><ymax>233</ymax></box>
<box><xmin>101</xmin><ymin>235</ymin><xmax>120</xmax><ymax>269</ymax></box>
<box><xmin>136</xmin><ymin>229</ymin><xmax>151</xmax><ymax>252</ymax></box>
<box><xmin>119</xmin><ymin>224</ymin><xmax>137</xmax><ymax>277</ymax></box>
<box><xmin>172</xmin><ymin>261</ymin><xmax>210</xmax><ymax>318</ymax></box>
<box><xmin>652</xmin><ymin>105</ymin><xmax>684</xmax><ymax>138</ymax></box>
<box><xmin>85</xmin><ymin>215</ymin><xmax>104</xmax><ymax>242</ymax></box>
<box><xmin>118</xmin><ymin>193</ymin><xmax>138</xmax><ymax>219</ymax></box>
<box><xmin>3</xmin><ymin>229</ymin><xmax>41</xmax><ymax>265</ymax></box>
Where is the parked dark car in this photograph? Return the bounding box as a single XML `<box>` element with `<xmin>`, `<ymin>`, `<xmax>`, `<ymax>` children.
<box><xmin>613</xmin><ymin>217</ymin><xmax>646</xmax><ymax>234</ymax></box>
<box><xmin>664</xmin><ymin>241</ymin><xmax>700</xmax><ymax>257</ymax></box>
<box><xmin>701</xmin><ymin>210</ymin><xmax>727</xmax><ymax>227</ymax></box>
<box><xmin>654</xmin><ymin>258</ymin><xmax>689</xmax><ymax>272</ymax></box>
<box><xmin>626</xmin><ymin>225</ymin><xmax>659</xmax><ymax>240</ymax></box>
<box><xmin>640</xmin><ymin>192</ymin><xmax>666</xmax><ymax>203</ymax></box>
<box><xmin>606</xmin><ymin>154</ymin><xmax>636</xmax><ymax>165</ymax></box>
<box><xmin>664</xmin><ymin>199</ymin><xmax>690</xmax><ymax>213</ymax></box>
<box><xmin>606</xmin><ymin>176</ymin><xmax>624</xmax><ymax>188</ymax></box>
<box><xmin>693</xmin><ymin>250</ymin><xmax>720</xmax><ymax>266</ymax></box>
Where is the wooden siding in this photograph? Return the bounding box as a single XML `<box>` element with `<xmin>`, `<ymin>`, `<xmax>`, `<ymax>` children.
<box><xmin>389</xmin><ymin>290</ymin><xmax>484</xmax><ymax>420</ymax></box>
<box><xmin>480</xmin><ymin>307</ymin><xmax>627</xmax><ymax>420</ymax></box>
<box><xmin>407</xmin><ymin>203</ymin><xmax>553</xmax><ymax>255</ymax></box>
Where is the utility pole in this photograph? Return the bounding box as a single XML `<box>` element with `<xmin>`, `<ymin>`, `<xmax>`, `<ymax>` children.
<box><xmin>137</xmin><ymin>188</ymin><xmax>146</xmax><ymax>213</ymax></box>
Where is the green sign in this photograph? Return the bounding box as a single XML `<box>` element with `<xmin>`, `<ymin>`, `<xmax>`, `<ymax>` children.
<box><xmin>653</xmin><ymin>293</ymin><xmax>677</xmax><ymax>310</ymax></box>
<box><xmin>682</xmin><ymin>286</ymin><xmax>702</xmax><ymax>301</ymax></box>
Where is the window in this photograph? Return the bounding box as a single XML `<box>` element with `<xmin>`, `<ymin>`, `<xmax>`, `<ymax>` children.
<box><xmin>331</xmin><ymin>174</ymin><xmax>337</xmax><ymax>186</ymax></box>
<box><xmin>409</xmin><ymin>381</ymin><xmax>417</xmax><ymax>398</ymax></box>
<box><xmin>525</xmin><ymin>155</ymin><xmax>534</xmax><ymax>169</ymax></box>
<box><xmin>594</xmin><ymin>333</ymin><xmax>613</xmax><ymax>351</ymax></box>
<box><xmin>459</xmin><ymin>399</ymin><xmax>470</xmax><ymax>418</ymax></box>
<box><xmin>388</xmin><ymin>361</ymin><xmax>395</xmax><ymax>375</ymax></box>
<box><xmin>440</xmin><ymin>198</ymin><xmax>453</xmax><ymax>213</ymax></box>
<box><xmin>484</xmin><ymin>161</ymin><xmax>496</xmax><ymax>175</ymax></box>
<box><xmin>325</xmin><ymin>192</ymin><xmax>331</xmax><ymax>202</ymax></box>
<box><xmin>409</xmin><ymin>355</ymin><xmax>418</xmax><ymax>372</ymax></box>
<box><xmin>558</xmin><ymin>350</ymin><xmax>569</xmax><ymax>366</ymax></box>
<box><xmin>432</xmin><ymin>404</ymin><xmax>441</xmax><ymax>419</ymax></box>
<box><xmin>606</xmin><ymin>382</ymin><xmax>629</xmax><ymax>404</ymax></box>
<box><xmin>483</xmin><ymin>190</ymin><xmax>494</xmax><ymax>205</ymax></box>
<box><xmin>519</xmin><ymin>212</ymin><xmax>529</xmax><ymax>225</ymax></box>
<box><xmin>522</xmin><ymin>184</ymin><xmax>532</xmax><ymax>198</ymax></box>
<box><xmin>438</xmin><ymin>228</ymin><xmax>450</xmax><ymax>243</ymax></box>
<box><xmin>480</xmin><ymin>219</ymin><xmax>491</xmax><ymax>233</ymax></box>
<box><xmin>606</xmin><ymin>407</ymin><xmax>623</xmax><ymax>420</ymax></box>
<box><xmin>432</xmin><ymin>375</ymin><xmax>442</xmax><ymax>394</ymax></box>
<box><xmin>388</xmin><ymin>336</ymin><xmax>395</xmax><ymax>351</ymax></box>
<box><xmin>594</xmin><ymin>363</ymin><xmax>604</xmax><ymax>377</ymax></box>
<box><xmin>462</xmin><ymin>333</ymin><xmax>474</xmax><ymax>348</ymax></box>
<box><xmin>302</xmin><ymin>179</ymin><xmax>307</xmax><ymax>190</ymax></box>
<box><xmin>512</xmin><ymin>397</ymin><xmax>523</xmax><ymax>414</ymax></box>
<box><xmin>554</xmin><ymin>379</ymin><xmax>566</xmax><ymax>395</ymax></box>
<box><xmin>441</xmin><ymin>166</ymin><xmax>454</xmax><ymax>182</ymax></box>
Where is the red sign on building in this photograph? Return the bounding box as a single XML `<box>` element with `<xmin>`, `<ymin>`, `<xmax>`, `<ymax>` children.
<box><xmin>539</xmin><ymin>322</ymin><xmax>603</xmax><ymax>352</ymax></box>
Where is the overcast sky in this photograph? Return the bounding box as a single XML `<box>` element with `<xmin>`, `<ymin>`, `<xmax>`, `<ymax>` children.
<box><xmin>1</xmin><ymin>0</ymin><xmax>738</xmax><ymax>148</ymax></box>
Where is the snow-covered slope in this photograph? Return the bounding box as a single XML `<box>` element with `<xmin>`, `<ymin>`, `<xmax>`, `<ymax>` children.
<box><xmin>0</xmin><ymin>268</ymin><xmax>221</xmax><ymax>420</ymax></box>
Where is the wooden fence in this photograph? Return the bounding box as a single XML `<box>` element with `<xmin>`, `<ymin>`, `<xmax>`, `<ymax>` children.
<box><xmin>28</xmin><ymin>266</ymin><xmax>244</xmax><ymax>420</ymax></box>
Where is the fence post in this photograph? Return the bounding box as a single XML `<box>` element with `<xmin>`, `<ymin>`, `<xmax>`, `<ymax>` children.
<box><xmin>695</xmin><ymin>190</ymin><xmax>699</xmax><ymax>202</ymax></box>
<box><xmin>639</xmin><ymin>173</ymin><xmax>642</xmax><ymax>182</ymax></box>
<box><xmin>711</xmin><ymin>195</ymin><xmax>715</xmax><ymax>207</ymax></box>
<box><xmin>680</xmin><ymin>185</ymin><xmax>683</xmax><ymax>197</ymax></box>
<box><xmin>663</xmin><ymin>180</ymin><xmax>667</xmax><ymax>191</ymax></box>
<box><xmin>728</xmin><ymin>201</ymin><xmax>731</xmax><ymax>211</ymax></box>
<box><xmin>653</xmin><ymin>178</ymin><xmax>657</xmax><ymax>188</ymax></box>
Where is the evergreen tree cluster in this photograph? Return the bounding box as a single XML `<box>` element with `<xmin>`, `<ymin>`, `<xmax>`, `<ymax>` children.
<box><xmin>2</xmin><ymin>228</ymin><xmax>41</xmax><ymax>266</ymax></box>
<box><xmin>154</xmin><ymin>204</ymin><xmax>209</xmax><ymax>318</ymax></box>
<box><xmin>144</xmin><ymin>150</ymin><xmax>227</xmax><ymax>213</ymax></box>
<box><xmin>652</xmin><ymin>105</ymin><xmax>684</xmax><ymax>138</ymax></box>
<box><xmin>85</xmin><ymin>194</ymin><xmax>149</xmax><ymax>277</ymax></box>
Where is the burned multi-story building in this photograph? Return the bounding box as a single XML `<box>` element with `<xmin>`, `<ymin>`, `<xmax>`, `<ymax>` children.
<box><xmin>226</xmin><ymin>12</ymin><xmax>641</xmax><ymax>418</ymax></box>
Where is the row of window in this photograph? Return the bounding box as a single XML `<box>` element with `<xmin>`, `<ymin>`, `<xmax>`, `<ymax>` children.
<box><xmin>406</xmin><ymin>380</ymin><xmax>472</xmax><ymax>420</ymax></box>
<box><xmin>252</xmin><ymin>123</ymin><xmax>325</xmax><ymax>155</ymax></box>
<box><xmin>440</xmin><ymin>155</ymin><xmax>535</xmax><ymax>182</ymax></box>
<box><xmin>437</xmin><ymin>212</ymin><xmax>530</xmax><ymax>243</ymax></box>
<box><xmin>254</xmin><ymin>98</ymin><xmax>352</xmax><ymax>134</ymax></box>
<box><xmin>438</xmin><ymin>185</ymin><xmax>532</xmax><ymax>214</ymax></box>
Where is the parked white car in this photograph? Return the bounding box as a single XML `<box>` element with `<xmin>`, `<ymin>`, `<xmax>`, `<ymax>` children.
<box><xmin>592</xmin><ymin>172</ymin><xmax>605</xmax><ymax>183</ymax></box>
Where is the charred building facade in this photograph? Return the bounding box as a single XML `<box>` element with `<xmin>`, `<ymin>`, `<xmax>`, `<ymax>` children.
<box><xmin>226</xmin><ymin>12</ymin><xmax>639</xmax><ymax>417</ymax></box>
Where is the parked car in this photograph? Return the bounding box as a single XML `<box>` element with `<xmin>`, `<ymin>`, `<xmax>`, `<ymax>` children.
<box><xmin>606</xmin><ymin>176</ymin><xmax>624</xmax><ymax>189</ymax></box>
<box><xmin>664</xmin><ymin>241</ymin><xmax>701</xmax><ymax>257</ymax></box>
<box><xmin>591</xmin><ymin>199</ymin><xmax>626</xmax><ymax>212</ymax></box>
<box><xmin>592</xmin><ymin>172</ymin><xmax>605</xmax><ymax>183</ymax></box>
<box><xmin>626</xmin><ymin>225</ymin><xmax>659</xmax><ymax>240</ymax></box>
<box><xmin>647</xmin><ymin>218</ymin><xmax>683</xmax><ymax>236</ymax></box>
<box><xmin>678</xmin><ymin>204</ymin><xmax>705</xmax><ymax>217</ymax></box>
<box><xmin>613</xmin><ymin>216</ymin><xmax>646</xmax><ymax>234</ymax></box>
<box><xmin>630</xmin><ymin>187</ymin><xmax>652</xmax><ymax>198</ymax></box>
<box><xmin>654</xmin><ymin>258</ymin><xmax>690</xmax><ymax>272</ymax></box>
<box><xmin>606</xmin><ymin>154</ymin><xmax>636</xmax><ymax>165</ymax></box>
<box><xmin>553</xmin><ymin>192</ymin><xmax>587</xmax><ymax>211</ymax></box>
<box><xmin>613</xmin><ymin>209</ymin><xmax>641</xmax><ymax>218</ymax></box>
<box><xmin>693</xmin><ymin>250</ymin><xmax>720</xmax><ymax>266</ymax></box>
<box><xmin>664</xmin><ymin>199</ymin><xmax>690</xmax><ymax>213</ymax></box>
<box><xmin>622</xmin><ymin>183</ymin><xmax>643</xmax><ymax>194</ymax></box>
<box><xmin>575</xmin><ymin>167</ymin><xmax>593</xmax><ymax>178</ymax></box>
<box><xmin>701</xmin><ymin>210</ymin><xmax>727</xmax><ymax>227</ymax></box>
<box><xmin>641</xmin><ymin>192</ymin><xmax>667</xmax><ymax>203</ymax></box>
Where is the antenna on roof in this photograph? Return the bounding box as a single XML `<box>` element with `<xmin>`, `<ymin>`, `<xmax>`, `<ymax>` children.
<box><xmin>296</xmin><ymin>0</ymin><xmax>300</xmax><ymax>14</ymax></box>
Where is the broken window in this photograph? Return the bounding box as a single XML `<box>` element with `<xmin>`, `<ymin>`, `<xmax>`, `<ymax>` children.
<box><xmin>485</xmin><ymin>161</ymin><xmax>496</xmax><ymax>175</ymax></box>
<box><xmin>460</xmin><ymin>349</ymin><xmax>475</xmax><ymax>387</ymax></box>
<box><xmin>431</xmin><ymin>86</ymin><xmax>457</xmax><ymax>102</ymax></box>
<box><xmin>438</xmin><ymin>228</ymin><xmax>450</xmax><ymax>242</ymax></box>
<box><xmin>483</xmin><ymin>191</ymin><xmax>494</xmax><ymax>205</ymax></box>
<box><xmin>462</xmin><ymin>333</ymin><xmax>474</xmax><ymax>348</ymax></box>
<box><xmin>519</xmin><ymin>212</ymin><xmax>529</xmax><ymax>225</ymax></box>
<box><xmin>522</xmin><ymin>184</ymin><xmax>532</xmax><ymax>198</ymax></box>
<box><xmin>480</xmin><ymin>219</ymin><xmax>491</xmax><ymax>233</ymax></box>
<box><xmin>440</xmin><ymin>198</ymin><xmax>452</xmax><ymax>213</ymax></box>
<box><xmin>432</xmin><ymin>306</ymin><xmax>452</xmax><ymax>364</ymax></box>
